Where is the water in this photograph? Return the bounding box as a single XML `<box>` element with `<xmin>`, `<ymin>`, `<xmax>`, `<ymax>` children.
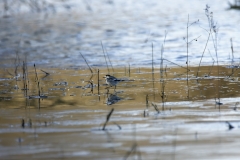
<box><xmin>0</xmin><ymin>0</ymin><xmax>240</xmax><ymax>68</ymax></box>
<box><xmin>1</xmin><ymin>66</ymin><xmax>240</xmax><ymax>159</ymax></box>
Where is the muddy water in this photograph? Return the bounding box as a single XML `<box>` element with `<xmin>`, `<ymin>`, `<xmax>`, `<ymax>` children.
<box><xmin>1</xmin><ymin>66</ymin><xmax>240</xmax><ymax>159</ymax></box>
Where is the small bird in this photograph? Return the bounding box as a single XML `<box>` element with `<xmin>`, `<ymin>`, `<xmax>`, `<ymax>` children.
<box><xmin>103</xmin><ymin>75</ymin><xmax>124</xmax><ymax>87</ymax></box>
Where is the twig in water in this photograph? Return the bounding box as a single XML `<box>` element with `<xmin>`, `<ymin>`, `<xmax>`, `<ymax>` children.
<box><xmin>226</xmin><ymin>121</ymin><xmax>234</xmax><ymax>130</ymax></box>
<box><xmin>151</xmin><ymin>103</ymin><xmax>160</xmax><ymax>114</ymax></box>
<box><xmin>144</xmin><ymin>94</ymin><xmax>149</xmax><ymax>117</ymax></box>
<box><xmin>41</xmin><ymin>69</ymin><xmax>50</xmax><ymax>75</ymax></box>
<box><xmin>113</xmin><ymin>122</ymin><xmax>121</xmax><ymax>130</ymax></box>
<box><xmin>102</xmin><ymin>108</ymin><xmax>114</xmax><ymax>130</ymax></box>
<box><xmin>215</xmin><ymin>97</ymin><xmax>222</xmax><ymax>112</ymax></box>
<box><xmin>146</xmin><ymin>94</ymin><xmax>149</xmax><ymax>109</ymax></box>
<box><xmin>34</xmin><ymin>64</ymin><xmax>38</xmax><ymax>82</ymax></box>
<box><xmin>41</xmin><ymin>69</ymin><xmax>50</xmax><ymax>79</ymax></box>
<box><xmin>88</xmin><ymin>80</ymin><xmax>93</xmax><ymax>94</ymax></box>
<box><xmin>21</xmin><ymin>119</ymin><xmax>25</xmax><ymax>128</ymax></box>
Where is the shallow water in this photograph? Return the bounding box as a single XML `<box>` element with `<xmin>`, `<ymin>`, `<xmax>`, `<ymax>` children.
<box><xmin>1</xmin><ymin>66</ymin><xmax>240</xmax><ymax>159</ymax></box>
<box><xmin>0</xmin><ymin>0</ymin><xmax>240</xmax><ymax>68</ymax></box>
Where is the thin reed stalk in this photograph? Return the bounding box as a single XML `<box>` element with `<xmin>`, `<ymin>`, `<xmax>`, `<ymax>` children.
<box><xmin>22</xmin><ymin>60</ymin><xmax>29</xmax><ymax>108</ymax></box>
<box><xmin>144</xmin><ymin>94</ymin><xmax>149</xmax><ymax>117</ymax></box>
<box><xmin>230</xmin><ymin>38</ymin><xmax>234</xmax><ymax>65</ymax></box>
<box><xmin>146</xmin><ymin>94</ymin><xmax>149</xmax><ymax>109</ymax></box>
<box><xmin>34</xmin><ymin>64</ymin><xmax>41</xmax><ymax>109</ymax></box>
<box><xmin>160</xmin><ymin>31</ymin><xmax>167</xmax><ymax>110</ymax></box>
<box><xmin>38</xmin><ymin>81</ymin><xmax>40</xmax><ymax>109</ymax></box>
<box><xmin>128</xmin><ymin>63</ymin><xmax>130</xmax><ymax>77</ymax></box>
<box><xmin>152</xmin><ymin>43</ymin><xmax>155</xmax><ymax>100</ymax></box>
<box><xmin>98</xmin><ymin>69</ymin><xmax>100</xmax><ymax>101</ymax></box>
<box><xmin>196</xmin><ymin>26</ymin><xmax>211</xmax><ymax>78</ymax></box>
<box><xmin>230</xmin><ymin>38</ymin><xmax>235</xmax><ymax>76</ymax></box>
<box><xmin>163</xmin><ymin>58</ymin><xmax>187</xmax><ymax>69</ymax></box>
<box><xmin>34</xmin><ymin>64</ymin><xmax>38</xmax><ymax>82</ymax></box>
<box><xmin>80</xmin><ymin>52</ymin><xmax>93</xmax><ymax>74</ymax></box>
<box><xmin>161</xmin><ymin>65</ymin><xmax>168</xmax><ymax>111</ymax></box>
<box><xmin>101</xmin><ymin>41</ymin><xmax>110</xmax><ymax>73</ymax></box>
<box><xmin>186</xmin><ymin>14</ymin><xmax>189</xmax><ymax>100</ymax></box>
<box><xmin>201</xmin><ymin>5</ymin><xmax>221</xmax><ymax>108</ymax></box>
<box><xmin>185</xmin><ymin>15</ymin><xmax>198</xmax><ymax>99</ymax></box>
<box><xmin>207</xmin><ymin>49</ymin><xmax>215</xmax><ymax>76</ymax></box>
<box><xmin>105</xmin><ymin>47</ymin><xmax>114</xmax><ymax>73</ymax></box>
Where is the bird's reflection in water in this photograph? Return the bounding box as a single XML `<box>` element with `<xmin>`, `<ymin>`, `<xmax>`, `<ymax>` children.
<box><xmin>106</xmin><ymin>93</ymin><xmax>122</xmax><ymax>105</ymax></box>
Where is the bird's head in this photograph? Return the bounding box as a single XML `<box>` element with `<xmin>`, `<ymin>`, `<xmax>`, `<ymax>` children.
<box><xmin>104</xmin><ymin>75</ymin><xmax>111</xmax><ymax>78</ymax></box>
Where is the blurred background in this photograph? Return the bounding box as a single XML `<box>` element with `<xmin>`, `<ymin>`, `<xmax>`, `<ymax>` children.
<box><xmin>0</xmin><ymin>0</ymin><xmax>240</xmax><ymax>68</ymax></box>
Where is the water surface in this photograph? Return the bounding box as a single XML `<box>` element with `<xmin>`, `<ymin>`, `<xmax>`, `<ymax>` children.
<box><xmin>0</xmin><ymin>0</ymin><xmax>240</xmax><ymax>68</ymax></box>
<box><xmin>1</xmin><ymin>66</ymin><xmax>240</xmax><ymax>159</ymax></box>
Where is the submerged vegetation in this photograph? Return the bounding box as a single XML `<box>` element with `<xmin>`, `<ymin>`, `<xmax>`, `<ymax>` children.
<box><xmin>1</xmin><ymin>3</ymin><xmax>240</xmax><ymax>160</ymax></box>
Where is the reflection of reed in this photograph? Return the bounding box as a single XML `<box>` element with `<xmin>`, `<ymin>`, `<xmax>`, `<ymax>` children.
<box><xmin>151</xmin><ymin>43</ymin><xmax>155</xmax><ymax>100</ymax></box>
<box><xmin>102</xmin><ymin>108</ymin><xmax>114</xmax><ymax>130</ymax></box>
